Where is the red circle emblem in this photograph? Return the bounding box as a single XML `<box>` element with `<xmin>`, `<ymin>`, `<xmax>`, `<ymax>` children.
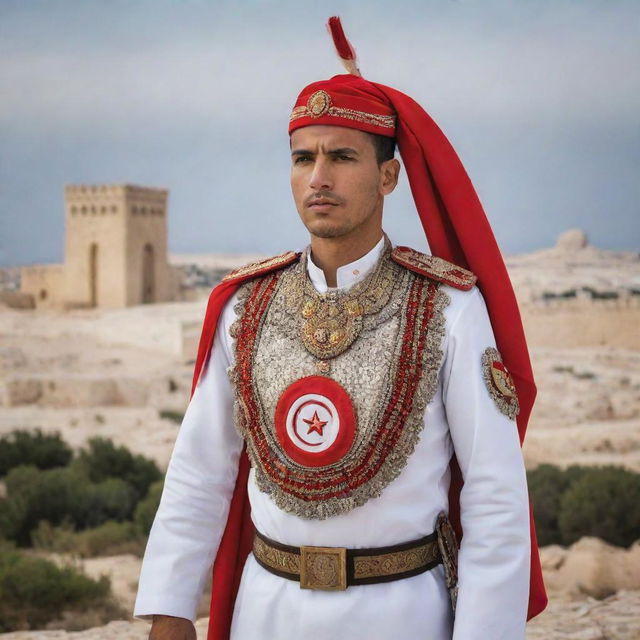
<box><xmin>275</xmin><ymin>376</ymin><xmax>356</xmax><ymax>467</ymax></box>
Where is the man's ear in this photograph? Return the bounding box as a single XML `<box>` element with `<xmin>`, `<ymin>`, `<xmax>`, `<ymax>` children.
<box><xmin>379</xmin><ymin>158</ymin><xmax>401</xmax><ymax>196</ymax></box>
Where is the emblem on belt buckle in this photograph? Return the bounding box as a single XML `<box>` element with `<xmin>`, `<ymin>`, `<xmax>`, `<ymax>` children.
<box><xmin>300</xmin><ymin>546</ymin><xmax>348</xmax><ymax>591</ymax></box>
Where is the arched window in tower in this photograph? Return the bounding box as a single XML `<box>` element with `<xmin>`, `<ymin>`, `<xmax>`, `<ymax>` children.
<box><xmin>142</xmin><ymin>243</ymin><xmax>155</xmax><ymax>304</ymax></box>
<box><xmin>89</xmin><ymin>242</ymin><xmax>99</xmax><ymax>307</ymax></box>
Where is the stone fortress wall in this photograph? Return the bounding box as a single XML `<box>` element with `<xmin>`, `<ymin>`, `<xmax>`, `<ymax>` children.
<box><xmin>516</xmin><ymin>284</ymin><xmax>639</xmax><ymax>350</ymax></box>
<box><xmin>505</xmin><ymin>229</ymin><xmax>640</xmax><ymax>350</ymax></box>
<box><xmin>519</xmin><ymin>306</ymin><xmax>640</xmax><ymax>350</ymax></box>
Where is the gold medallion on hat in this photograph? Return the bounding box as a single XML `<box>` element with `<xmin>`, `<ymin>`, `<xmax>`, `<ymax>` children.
<box><xmin>307</xmin><ymin>90</ymin><xmax>332</xmax><ymax>118</ymax></box>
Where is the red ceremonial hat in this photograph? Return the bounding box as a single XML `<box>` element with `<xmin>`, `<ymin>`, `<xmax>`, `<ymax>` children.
<box><xmin>289</xmin><ymin>16</ymin><xmax>548</xmax><ymax>620</ymax></box>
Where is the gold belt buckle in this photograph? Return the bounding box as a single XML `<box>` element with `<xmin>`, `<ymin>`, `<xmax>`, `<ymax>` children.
<box><xmin>299</xmin><ymin>545</ymin><xmax>348</xmax><ymax>591</ymax></box>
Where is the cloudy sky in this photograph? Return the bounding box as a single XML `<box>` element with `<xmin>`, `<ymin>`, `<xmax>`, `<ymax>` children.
<box><xmin>1</xmin><ymin>0</ymin><xmax>638</xmax><ymax>266</ymax></box>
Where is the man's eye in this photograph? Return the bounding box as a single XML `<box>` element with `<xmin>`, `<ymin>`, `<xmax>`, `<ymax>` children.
<box><xmin>336</xmin><ymin>155</ymin><xmax>354</xmax><ymax>161</ymax></box>
<box><xmin>294</xmin><ymin>156</ymin><xmax>312</xmax><ymax>164</ymax></box>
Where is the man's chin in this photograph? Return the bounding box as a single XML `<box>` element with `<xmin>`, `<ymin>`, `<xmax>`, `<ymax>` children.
<box><xmin>305</xmin><ymin>221</ymin><xmax>353</xmax><ymax>240</ymax></box>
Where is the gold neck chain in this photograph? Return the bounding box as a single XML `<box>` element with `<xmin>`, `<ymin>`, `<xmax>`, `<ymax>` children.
<box><xmin>296</xmin><ymin>237</ymin><xmax>395</xmax><ymax>360</ymax></box>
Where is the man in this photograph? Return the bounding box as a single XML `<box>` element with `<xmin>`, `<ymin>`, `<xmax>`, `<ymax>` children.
<box><xmin>134</xmin><ymin>17</ymin><xmax>546</xmax><ymax>640</ymax></box>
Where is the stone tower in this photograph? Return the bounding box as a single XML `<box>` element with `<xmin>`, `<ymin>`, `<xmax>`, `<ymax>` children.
<box><xmin>21</xmin><ymin>184</ymin><xmax>174</xmax><ymax>309</ymax></box>
<box><xmin>64</xmin><ymin>184</ymin><xmax>171</xmax><ymax>308</ymax></box>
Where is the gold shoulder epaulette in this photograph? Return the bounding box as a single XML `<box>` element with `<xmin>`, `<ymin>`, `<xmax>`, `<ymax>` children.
<box><xmin>391</xmin><ymin>246</ymin><xmax>477</xmax><ymax>291</ymax></box>
<box><xmin>222</xmin><ymin>251</ymin><xmax>300</xmax><ymax>283</ymax></box>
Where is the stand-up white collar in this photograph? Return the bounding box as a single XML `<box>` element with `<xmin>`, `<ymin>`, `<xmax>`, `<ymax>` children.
<box><xmin>306</xmin><ymin>234</ymin><xmax>387</xmax><ymax>294</ymax></box>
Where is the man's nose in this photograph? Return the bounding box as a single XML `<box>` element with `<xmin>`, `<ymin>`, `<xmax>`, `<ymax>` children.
<box><xmin>309</xmin><ymin>158</ymin><xmax>333</xmax><ymax>191</ymax></box>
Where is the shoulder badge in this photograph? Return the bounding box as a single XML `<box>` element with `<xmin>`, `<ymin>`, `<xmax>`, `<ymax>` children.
<box><xmin>481</xmin><ymin>347</ymin><xmax>520</xmax><ymax>420</ymax></box>
<box><xmin>222</xmin><ymin>251</ymin><xmax>300</xmax><ymax>283</ymax></box>
<box><xmin>391</xmin><ymin>246</ymin><xmax>477</xmax><ymax>290</ymax></box>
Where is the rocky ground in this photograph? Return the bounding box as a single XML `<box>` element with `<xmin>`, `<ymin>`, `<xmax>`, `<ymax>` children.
<box><xmin>1</xmin><ymin>593</ymin><xmax>639</xmax><ymax>639</ymax></box>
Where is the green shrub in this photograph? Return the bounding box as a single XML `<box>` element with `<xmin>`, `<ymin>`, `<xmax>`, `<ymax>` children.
<box><xmin>134</xmin><ymin>480</ymin><xmax>163</xmax><ymax>536</ymax></box>
<box><xmin>31</xmin><ymin>519</ymin><xmax>146</xmax><ymax>557</ymax></box>
<box><xmin>0</xmin><ymin>465</ymin><xmax>136</xmax><ymax>545</ymax></box>
<box><xmin>159</xmin><ymin>409</ymin><xmax>184</xmax><ymax>424</ymax></box>
<box><xmin>527</xmin><ymin>464</ymin><xmax>568</xmax><ymax>546</ymax></box>
<box><xmin>527</xmin><ymin>464</ymin><xmax>589</xmax><ymax>546</ymax></box>
<box><xmin>528</xmin><ymin>464</ymin><xmax>640</xmax><ymax>548</ymax></box>
<box><xmin>73</xmin><ymin>438</ymin><xmax>161</xmax><ymax>502</ymax></box>
<box><xmin>559</xmin><ymin>466</ymin><xmax>640</xmax><ymax>547</ymax></box>
<box><xmin>0</xmin><ymin>430</ymin><xmax>72</xmax><ymax>477</ymax></box>
<box><xmin>0</xmin><ymin>540</ymin><xmax>124</xmax><ymax>631</ymax></box>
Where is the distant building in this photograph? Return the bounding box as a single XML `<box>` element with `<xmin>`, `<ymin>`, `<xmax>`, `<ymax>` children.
<box><xmin>21</xmin><ymin>184</ymin><xmax>178</xmax><ymax>309</ymax></box>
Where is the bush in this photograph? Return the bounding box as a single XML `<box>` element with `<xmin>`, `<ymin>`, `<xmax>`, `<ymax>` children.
<box><xmin>32</xmin><ymin>519</ymin><xmax>146</xmax><ymax>558</ymax></box>
<box><xmin>0</xmin><ymin>540</ymin><xmax>123</xmax><ymax>631</ymax></box>
<box><xmin>0</xmin><ymin>430</ymin><xmax>72</xmax><ymax>477</ymax></box>
<box><xmin>74</xmin><ymin>438</ymin><xmax>161</xmax><ymax>502</ymax></box>
<box><xmin>159</xmin><ymin>409</ymin><xmax>184</xmax><ymax>424</ymax></box>
<box><xmin>527</xmin><ymin>464</ymin><xmax>589</xmax><ymax>546</ymax></box>
<box><xmin>559</xmin><ymin>466</ymin><xmax>640</xmax><ymax>547</ymax></box>
<box><xmin>528</xmin><ymin>464</ymin><xmax>640</xmax><ymax>548</ymax></box>
<box><xmin>0</xmin><ymin>465</ymin><xmax>137</xmax><ymax>545</ymax></box>
<box><xmin>134</xmin><ymin>480</ymin><xmax>163</xmax><ymax>536</ymax></box>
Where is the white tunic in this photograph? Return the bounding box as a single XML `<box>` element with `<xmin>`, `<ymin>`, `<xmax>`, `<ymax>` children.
<box><xmin>134</xmin><ymin>236</ymin><xmax>531</xmax><ymax>639</ymax></box>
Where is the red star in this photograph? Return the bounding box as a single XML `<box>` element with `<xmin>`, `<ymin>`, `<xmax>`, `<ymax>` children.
<box><xmin>303</xmin><ymin>410</ymin><xmax>327</xmax><ymax>436</ymax></box>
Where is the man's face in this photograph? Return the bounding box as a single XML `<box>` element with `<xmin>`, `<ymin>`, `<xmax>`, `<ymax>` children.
<box><xmin>290</xmin><ymin>125</ymin><xmax>391</xmax><ymax>240</ymax></box>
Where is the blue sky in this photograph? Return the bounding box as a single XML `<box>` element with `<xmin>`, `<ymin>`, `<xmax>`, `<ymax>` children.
<box><xmin>1</xmin><ymin>0</ymin><xmax>639</xmax><ymax>266</ymax></box>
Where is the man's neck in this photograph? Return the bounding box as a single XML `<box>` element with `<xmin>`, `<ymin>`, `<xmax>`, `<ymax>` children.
<box><xmin>309</xmin><ymin>228</ymin><xmax>384</xmax><ymax>288</ymax></box>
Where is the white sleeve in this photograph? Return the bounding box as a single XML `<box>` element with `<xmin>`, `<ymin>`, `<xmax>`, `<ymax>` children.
<box><xmin>442</xmin><ymin>287</ymin><xmax>530</xmax><ymax>640</ymax></box>
<box><xmin>133</xmin><ymin>294</ymin><xmax>244</xmax><ymax>623</ymax></box>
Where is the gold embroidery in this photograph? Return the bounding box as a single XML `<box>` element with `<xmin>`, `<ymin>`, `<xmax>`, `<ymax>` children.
<box><xmin>481</xmin><ymin>347</ymin><xmax>520</xmax><ymax>420</ymax></box>
<box><xmin>352</xmin><ymin>543</ymin><xmax>439</xmax><ymax>580</ymax></box>
<box><xmin>229</xmin><ymin>242</ymin><xmax>451</xmax><ymax>520</ymax></box>
<box><xmin>436</xmin><ymin>511</ymin><xmax>459</xmax><ymax>612</ymax></box>
<box><xmin>391</xmin><ymin>247</ymin><xmax>477</xmax><ymax>290</ymax></box>
<box><xmin>290</xmin><ymin>104</ymin><xmax>396</xmax><ymax>130</ymax></box>
<box><xmin>222</xmin><ymin>251</ymin><xmax>299</xmax><ymax>282</ymax></box>
<box><xmin>253</xmin><ymin>536</ymin><xmax>300</xmax><ymax>575</ymax></box>
<box><xmin>283</xmin><ymin>236</ymin><xmax>396</xmax><ymax>360</ymax></box>
<box><xmin>253</xmin><ymin>533</ymin><xmax>441</xmax><ymax>587</ymax></box>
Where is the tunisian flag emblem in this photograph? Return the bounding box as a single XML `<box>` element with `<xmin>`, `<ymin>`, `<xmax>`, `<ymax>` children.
<box><xmin>275</xmin><ymin>375</ymin><xmax>356</xmax><ymax>467</ymax></box>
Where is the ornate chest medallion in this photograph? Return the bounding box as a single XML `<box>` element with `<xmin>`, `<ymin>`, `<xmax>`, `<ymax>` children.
<box><xmin>274</xmin><ymin>375</ymin><xmax>356</xmax><ymax>468</ymax></box>
<box><xmin>229</xmin><ymin>243</ymin><xmax>451</xmax><ymax>519</ymax></box>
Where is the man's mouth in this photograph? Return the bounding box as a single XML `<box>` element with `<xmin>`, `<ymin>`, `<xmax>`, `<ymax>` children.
<box><xmin>307</xmin><ymin>198</ymin><xmax>339</xmax><ymax>210</ymax></box>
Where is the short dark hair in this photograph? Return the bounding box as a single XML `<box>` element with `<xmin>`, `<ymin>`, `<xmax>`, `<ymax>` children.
<box><xmin>368</xmin><ymin>132</ymin><xmax>396</xmax><ymax>165</ymax></box>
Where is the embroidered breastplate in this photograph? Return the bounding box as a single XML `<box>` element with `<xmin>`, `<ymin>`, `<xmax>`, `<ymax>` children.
<box><xmin>229</xmin><ymin>241</ymin><xmax>451</xmax><ymax>520</ymax></box>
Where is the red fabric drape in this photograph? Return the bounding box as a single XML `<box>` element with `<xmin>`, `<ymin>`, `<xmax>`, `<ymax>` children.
<box><xmin>188</xmin><ymin>278</ymin><xmax>256</xmax><ymax>640</ymax></box>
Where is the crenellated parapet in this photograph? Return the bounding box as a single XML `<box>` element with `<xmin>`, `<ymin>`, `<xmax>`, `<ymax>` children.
<box><xmin>64</xmin><ymin>184</ymin><xmax>168</xmax><ymax>217</ymax></box>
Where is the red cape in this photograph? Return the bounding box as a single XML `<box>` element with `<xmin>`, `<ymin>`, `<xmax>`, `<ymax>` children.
<box><xmin>191</xmin><ymin>257</ymin><xmax>545</xmax><ymax>640</ymax></box>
